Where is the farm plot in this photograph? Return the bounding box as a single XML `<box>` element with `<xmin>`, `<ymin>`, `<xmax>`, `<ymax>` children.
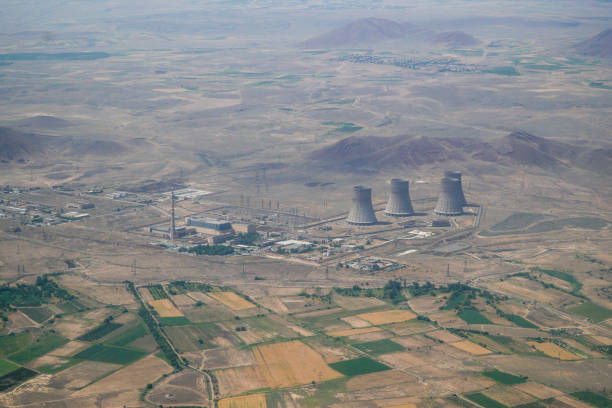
<box><xmin>0</xmin><ymin>367</ymin><xmax>37</xmax><ymax>392</ymax></box>
<box><xmin>329</xmin><ymin>357</ymin><xmax>391</xmax><ymax>376</ymax></box>
<box><xmin>218</xmin><ymin>393</ymin><xmax>267</xmax><ymax>408</ymax></box>
<box><xmin>341</xmin><ymin>316</ymin><xmax>372</xmax><ymax>328</ymax></box>
<box><xmin>253</xmin><ymin>340</ymin><xmax>342</xmax><ymax>388</ymax></box>
<box><xmin>9</xmin><ymin>333</ymin><xmax>68</xmax><ymax>364</ymax></box>
<box><xmin>77</xmin><ymin>322</ymin><xmax>122</xmax><ymax>342</ymax></box>
<box><xmin>20</xmin><ymin>307</ymin><xmax>53</xmax><ymax>323</ymax></box>
<box><xmin>354</xmin><ymin>339</ymin><xmax>405</xmax><ymax>355</ymax></box>
<box><xmin>74</xmin><ymin>344</ymin><xmax>147</xmax><ymax>364</ymax></box>
<box><xmin>149</xmin><ymin>299</ymin><xmax>184</xmax><ymax>317</ymax></box>
<box><xmin>464</xmin><ymin>392</ymin><xmax>507</xmax><ymax>408</ymax></box>
<box><xmin>209</xmin><ymin>292</ymin><xmax>256</xmax><ymax>310</ymax></box>
<box><xmin>483</xmin><ymin>387</ymin><xmax>536</xmax><ymax>407</ymax></box>
<box><xmin>165</xmin><ymin>323</ymin><xmax>237</xmax><ymax>352</ymax></box>
<box><xmin>449</xmin><ymin>340</ymin><xmax>492</xmax><ymax>355</ymax></box>
<box><xmin>527</xmin><ymin>342</ymin><xmax>582</xmax><ymax>360</ymax></box>
<box><xmin>48</xmin><ymin>361</ymin><xmax>121</xmax><ymax>390</ymax></box>
<box><xmin>108</xmin><ymin>324</ymin><xmax>147</xmax><ymax>347</ymax></box>
<box><xmin>328</xmin><ymin>327</ymin><xmax>382</xmax><ymax>337</ymax></box>
<box><xmin>0</xmin><ymin>360</ymin><xmax>18</xmax><ymax>376</ymax></box>
<box><xmin>567</xmin><ymin>302</ymin><xmax>612</xmax><ymax>323</ymax></box>
<box><xmin>482</xmin><ymin>370</ymin><xmax>527</xmax><ymax>385</ymax></box>
<box><xmin>514</xmin><ymin>382</ymin><xmax>563</xmax><ymax>399</ymax></box>
<box><xmin>357</xmin><ymin>310</ymin><xmax>416</xmax><ymax>325</ymax></box>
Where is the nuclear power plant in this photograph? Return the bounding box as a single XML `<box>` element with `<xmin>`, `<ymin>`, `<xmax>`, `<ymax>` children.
<box><xmin>434</xmin><ymin>176</ymin><xmax>465</xmax><ymax>216</ymax></box>
<box><xmin>444</xmin><ymin>170</ymin><xmax>467</xmax><ymax>206</ymax></box>
<box><xmin>347</xmin><ymin>186</ymin><xmax>378</xmax><ymax>225</ymax></box>
<box><xmin>385</xmin><ymin>178</ymin><xmax>414</xmax><ymax>217</ymax></box>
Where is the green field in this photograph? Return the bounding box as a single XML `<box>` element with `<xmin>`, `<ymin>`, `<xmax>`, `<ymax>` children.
<box><xmin>353</xmin><ymin>339</ymin><xmax>405</xmax><ymax>355</ymax></box>
<box><xmin>465</xmin><ymin>393</ymin><xmax>507</xmax><ymax>408</ymax></box>
<box><xmin>525</xmin><ymin>217</ymin><xmax>609</xmax><ymax>234</ymax></box>
<box><xmin>0</xmin><ymin>367</ymin><xmax>37</xmax><ymax>392</ymax></box>
<box><xmin>147</xmin><ymin>285</ymin><xmax>168</xmax><ymax>300</ymax></box>
<box><xmin>458</xmin><ymin>308</ymin><xmax>492</xmax><ymax>324</ymax></box>
<box><xmin>56</xmin><ymin>299</ymin><xmax>86</xmax><ymax>314</ymax></box>
<box><xmin>78</xmin><ymin>322</ymin><xmax>122</xmax><ymax>342</ymax></box>
<box><xmin>0</xmin><ymin>333</ymin><xmax>31</xmax><ymax>357</ymax></box>
<box><xmin>329</xmin><ymin>357</ymin><xmax>391</xmax><ymax>376</ymax></box>
<box><xmin>0</xmin><ymin>360</ymin><xmax>19</xmax><ymax>376</ymax></box>
<box><xmin>571</xmin><ymin>391</ymin><xmax>612</xmax><ymax>408</ymax></box>
<box><xmin>20</xmin><ymin>306</ymin><xmax>53</xmax><ymax>323</ymax></box>
<box><xmin>567</xmin><ymin>302</ymin><xmax>612</xmax><ymax>323</ymax></box>
<box><xmin>159</xmin><ymin>316</ymin><xmax>191</xmax><ymax>326</ymax></box>
<box><xmin>500</xmin><ymin>313</ymin><xmax>538</xmax><ymax>328</ymax></box>
<box><xmin>532</xmin><ymin>268</ymin><xmax>582</xmax><ymax>293</ymax></box>
<box><xmin>74</xmin><ymin>344</ymin><xmax>147</xmax><ymax>365</ymax></box>
<box><xmin>108</xmin><ymin>324</ymin><xmax>147</xmax><ymax>347</ymax></box>
<box><xmin>482</xmin><ymin>370</ymin><xmax>527</xmax><ymax>385</ymax></box>
<box><xmin>9</xmin><ymin>333</ymin><xmax>68</xmax><ymax>364</ymax></box>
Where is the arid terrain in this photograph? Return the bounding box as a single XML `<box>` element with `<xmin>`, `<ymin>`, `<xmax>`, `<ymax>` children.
<box><xmin>0</xmin><ymin>0</ymin><xmax>611</xmax><ymax>407</ymax></box>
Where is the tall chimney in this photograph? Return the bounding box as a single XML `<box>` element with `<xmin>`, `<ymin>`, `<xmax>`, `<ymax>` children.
<box><xmin>385</xmin><ymin>179</ymin><xmax>414</xmax><ymax>217</ymax></box>
<box><xmin>347</xmin><ymin>186</ymin><xmax>377</xmax><ymax>225</ymax></box>
<box><xmin>434</xmin><ymin>177</ymin><xmax>464</xmax><ymax>216</ymax></box>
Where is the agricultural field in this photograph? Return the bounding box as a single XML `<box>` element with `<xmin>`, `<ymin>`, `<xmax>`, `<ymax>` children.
<box><xmin>354</xmin><ymin>339</ymin><xmax>405</xmax><ymax>355</ymax></box>
<box><xmin>357</xmin><ymin>310</ymin><xmax>417</xmax><ymax>325</ymax></box>
<box><xmin>329</xmin><ymin>357</ymin><xmax>391</xmax><ymax>376</ymax></box>
<box><xmin>209</xmin><ymin>292</ymin><xmax>256</xmax><ymax>310</ymax></box>
<box><xmin>449</xmin><ymin>340</ymin><xmax>492</xmax><ymax>355</ymax></box>
<box><xmin>219</xmin><ymin>393</ymin><xmax>267</xmax><ymax>408</ymax></box>
<box><xmin>77</xmin><ymin>322</ymin><xmax>122</xmax><ymax>342</ymax></box>
<box><xmin>73</xmin><ymin>344</ymin><xmax>148</xmax><ymax>365</ymax></box>
<box><xmin>149</xmin><ymin>298</ymin><xmax>184</xmax><ymax>317</ymax></box>
<box><xmin>567</xmin><ymin>302</ymin><xmax>612</xmax><ymax>323</ymax></box>
<box><xmin>527</xmin><ymin>342</ymin><xmax>583</xmax><ymax>360</ymax></box>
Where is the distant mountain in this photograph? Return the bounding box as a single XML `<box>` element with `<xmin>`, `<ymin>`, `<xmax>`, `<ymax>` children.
<box><xmin>309</xmin><ymin>131</ymin><xmax>612</xmax><ymax>175</ymax></box>
<box><xmin>0</xmin><ymin>126</ymin><xmax>128</xmax><ymax>162</ymax></box>
<box><xmin>298</xmin><ymin>17</ymin><xmax>477</xmax><ymax>48</ymax></box>
<box><xmin>11</xmin><ymin>115</ymin><xmax>72</xmax><ymax>130</ymax></box>
<box><xmin>432</xmin><ymin>31</ymin><xmax>480</xmax><ymax>47</ymax></box>
<box><xmin>575</xmin><ymin>28</ymin><xmax>612</xmax><ymax>57</ymax></box>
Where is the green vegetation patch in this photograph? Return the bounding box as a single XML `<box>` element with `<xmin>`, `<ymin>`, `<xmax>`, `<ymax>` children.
<box><xmin>108</xmin><ymin>324</ymin><xmax>147</xmax><ymax>347</ymax></box>
<box><xmin>567</xmin><ymin>302</ymin><xmax>612</xmax><ymax>323</ymax></box>
<box><xmin>525</xmin><ymin>217</ymin><xmax>609</xmax><ymax>234</ymax></box>
<box><xmin>532</xmin><ymin>267</ymin><xmax>582</xmax><ymax>293</ymax></box>
<box><xmin>78</xmin><ymin>322</ymin><xmax>122</xmax><ymax>342</ymax></box>
<box><xmin>335</xmin><ymin>124</ymin><xmax>362</xmax><ymax>133</ymax></box>
<box><xmin>56</xmin><ymin>299</ymin><xmax>86</xmax><ymax>314</ymax></box>
<box><xmin>74</xmin><ymin>344</ymin><xmax>146</xmax><ymax>365</ymax></box>
<box><xmin>164</xmin><ymin>323</ymin><xmax>233</xmax><ymax>353</ymax></box>
<box><xmin>458</xmin><ymin>308</ymin><xmax>492</xmax><ymax>325</ymax></box>
<box><xmin>465</xmin><ymin>393</ymin><xmax>507</xmax><ymax>408</ymax></box>
<box><xmin>500</xmin><ymin>313</ymin><xmax>538</xmax><ymax>328</ymax></box>
<box><xmin>179</xmin><ymin>244</ymin><xmax>234</xmax><ymax>256</ymax></box>
<box><xmin>329</xmin><ymin>357</ymin><xmax>391</xmax><ymax>376</ymax></box>
<box><xmin>0</xmin><ymin>333</ymin><xmax>31</xmax><ymax>358</ymax></box>
<box><xmin>159</xmin><ymin>316</ymin><xmax>191</xmax><ymax>326</ymax></box>
<box><xmin>20</xmin><ymin>306</ymin><xmax>53</xmax><ymax>323</ymax></box>
<box><xmin>0</xmin><ymin>359</ymin><xmax>19</xmax><ymax>376</ymax></box>
<box><xmin>0</xmin><ymin>367</ymin><xmax>37</xmax><ymax>392</ymax></box>
<box><xmin>146</xmin><ymin>285</ymin><xmax>168</xmax><ymax>300</ymax></box>
<box><xmin>9</xmin><ymin>333</ymin><xmax>68</xmax><ymax>364</ymax></box>
<box><xmin>482</xmin><ymin>370</ymin><xmax>527</xmax><ymax>385</ymax></box>
<box><xmin>353</xmin><ymin>339</ymin><xmax>405</xmax><ymax>355</ymax></box>
<box><xmin>0</xmin><ymin>275</ymin><xmax>74</xmax><ymax>309</ymax></box>
<box><xmin>571</xmin><ymin>391</ymin><xmax>612</xmax><ymax>408</ymax></box>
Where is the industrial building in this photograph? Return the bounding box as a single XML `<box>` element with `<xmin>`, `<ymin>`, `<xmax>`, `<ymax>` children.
<box><xmin>385</xmin><ymin>179</ymin><xmax>414</xmax><ymax>217</ymax></box>
<box><xmin>347</xmin><ymin>186</ymin><xmax>378</xmax><ymax>225</ymax></box>
<box><xmin>434</xmin><ymin>177</ymin><xmax>464</xmax><ymax>216</ymax></box>
<box><xmin>444</xmin><ymin>171</ymin><xmax>467</xmax><ymax>205</ymax></box>
<box><xmin>186</xmin><ymin>216</ymin><xmax>232</xmax><ymax>234</ymax></box>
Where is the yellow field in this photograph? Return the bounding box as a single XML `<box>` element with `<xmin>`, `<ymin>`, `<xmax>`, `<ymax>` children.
<box><xmin>149</xmin><ymin>299</ymin><xmax>184</xmax><ymax>317</ymax></box>
<box><xmin>218</xmin><ymin>393</ymin><xmax>267</xmax><ymax>408</ymax></box>
<box><xmin>357</xmin><ymin>310</ymin><xmax>417</xmax><ymax>325</ymax></box>
<box><xmin>209</xmin><ymin>292</ymin><xmax>256</xmax><ymax>310</ymax></box>
<box><xmin>328</xmin><ymin>327</ymin><xmax>382</xmax><ymax>337</ymax></box>
<box><xmin>527</xmin><ymin>342</ymin><xmax>582</xmax><ymax>360</ymax></box>
<box><xmin>592</xmin><ymin>335</ymin><xmax>612</xmax><ymax>346</ymax></box>
<box><xmin>449</xmin><ymin>340</ymin><xmax>492</xmax><ymax>355</ymax></box>
<box><xmin>253</xmin><ymin>340</ymin><xmax>342</xmax><ymax>388</ymax></box>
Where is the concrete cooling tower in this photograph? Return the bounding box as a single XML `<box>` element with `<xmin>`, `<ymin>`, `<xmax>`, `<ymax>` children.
<box><xmin>347</xmin><ymin>186</ymin><xmax>378</xmax><ymax>225</ymax></box>
<box><xmin>385</xmin><ymin>178</ymin><xmax>414</xmax><ymax>217</ymax></box>
<box><xmin>434</xmin><ymin>177</ymin><xmax>464</xmax><ymax>216</ymax></box>
<box><xmin>444</xmin><ymin>170</ymin><xmax>467</xmax><ymax>205</ymax></box>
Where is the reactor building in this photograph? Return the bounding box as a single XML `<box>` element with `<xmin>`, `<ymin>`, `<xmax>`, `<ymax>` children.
<box><xmin>444</xmin><ymin>171</ymin><xmax>467</xmax><ymax>205</ymax></box>
<box><xmin>434</xmin><ymin>176</ymin><xmax>464</xmax><ymax>216</ymax></box>
<box><xmin>347</xmin><ymin>186</ymin><xmax>378</xmax><ymax>225</ymax></box>
<box><xmin>385</xmin><ymin>179</ymin><xmax>414</xmax><ymax>217</ymax></box>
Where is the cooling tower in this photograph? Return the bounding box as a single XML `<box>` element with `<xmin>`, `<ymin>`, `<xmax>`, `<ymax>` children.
<box><xmin>444</xmin><ymin>170</ymin><xmax>467</xmax><ymax>205</ymax></box>
<box><xmin>385</xmin><ymin>179</ymin><xmax>414</xmax><ymax>217</ymax></box>
<box><xmin>347</xmin><ymin>186</ymin><xmax>378</xmax><ymax>225</ymax></box>
<box><xmin>434</xmin><ymin>177</ymin><xmax>464</xmax><ymax>216</ymax></box>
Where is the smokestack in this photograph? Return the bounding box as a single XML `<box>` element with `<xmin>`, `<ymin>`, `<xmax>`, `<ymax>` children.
<box><xmin>434</xmin><ymin>177</ymin><xmax>464</xmax><ymax>216</ymax></box>
<box><xmin>444</xmin><ymin>170</ymin><xmax>467</xmax><ymax>205</ymax></box>
<box><xmin>347</xmin><ymin>186</ymin><xmax>377</xmax><ymax>225</ymax></box>
<box><xmin>170</xmin><ymin>190</ymin><xmax>176</xmax><ymax>241</ymax></box>
<box><xmin>385</xmin><ymin>179</ymin><xmax>414</xmax><ymax>217</ymax></box>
